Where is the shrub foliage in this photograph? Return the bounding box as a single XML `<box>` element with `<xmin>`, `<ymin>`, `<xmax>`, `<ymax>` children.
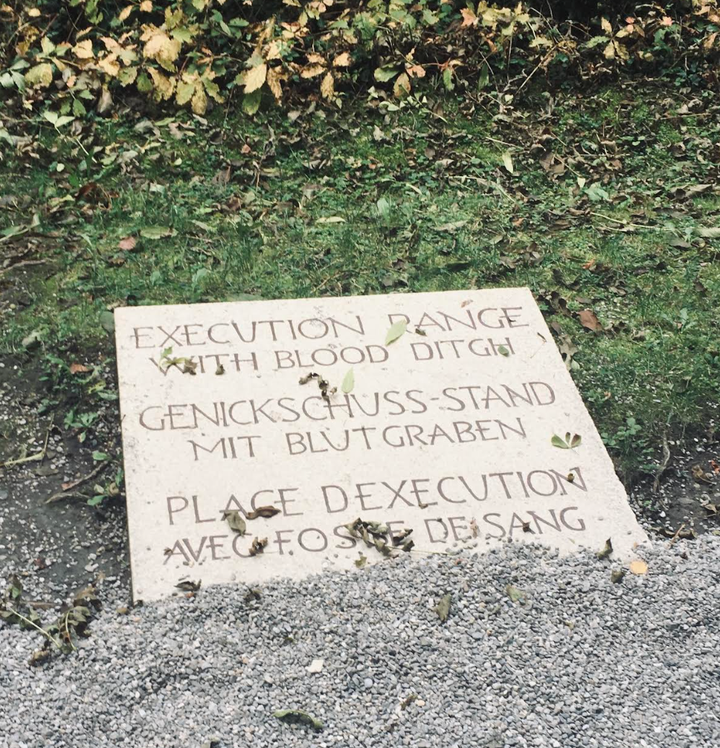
<box><xmin>1</xmin><ymin>1</ymin><xmax>719</xmax><ymax>117</ymax></box>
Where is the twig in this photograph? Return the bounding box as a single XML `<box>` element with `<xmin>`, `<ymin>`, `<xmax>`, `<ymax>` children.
<box><xmin>7</xmin><ymin>609</ymin><xmax>63</xmax><ymax>651</ymax></box>
<box><xmin>652</xmin><ymin>432</ymin><xmax>671</xmax><ymax>493</ymax></box>
<box><xmin>589</xmin><ymin>212</ymin><xmax>675</xmax><ymax>231</ymax></box>
<box><xmin>448</xmin><ymin>175</ymin><xmax>518</xmax><ymax>203</ymax></box>
<box><xmin>668</xmin><ymin>523</ymin><xmax>686</xmax><ymax>547</ymax></box>
<box><xmin>0</xmin><ymin>421</ymin><xmax>51</xmax><ymax>470</ymax></box>
<box><xmin>45</xmin><ymin>462</ymin><xmax>107</xmax><ymax>504</ymax></box>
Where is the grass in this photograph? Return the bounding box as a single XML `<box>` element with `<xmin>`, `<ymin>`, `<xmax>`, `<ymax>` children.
<box><xmin>1</xmin><ymin>80</ymin><xmax>719</xmax><ymax>480</ymax></box>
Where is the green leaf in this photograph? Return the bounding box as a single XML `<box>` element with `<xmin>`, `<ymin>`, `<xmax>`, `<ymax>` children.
<box><xmin>696</xmin><ymin>227</ymin><xmax>720</xmax><ymax>239</ymax></box>
<box><xmin>341</xmin><ymin>368</ymin><xmax>355</xmax><ymax>394</ymax></box>
<box><xmin>376</xmin><ymin>197</ymin><xmax>391</xmax><ymax>218</ymax></box>
<box><xmin>497</xmin><ymin>345</ymin><xmax>510</xmax><ymax>357</ymax></box>
<box><xmin>434</xmin><ymin>593</ymin><xmax>451</xmax><ymax>623</ymax></box>
<box><xmin>570</xmin><ymin>434</ymin><xmax>582</xmax><ymax>449</ymax></box>
<box><xmin>385</xmin><ymin>320</ymin><xmax>407</xmax><ymax>346</ymax></box>
<box><xmin>243</xmin><ymin>90</ymin><xmax>261</xmax><ymax>116</ymax></box>
<box><xmin>477</xmin><ymin>63</ymin><xmax>489</xmax><ymax>90</ymax></box>
<box><xmin>273</xmin><ymin>709</ymin><xmax>324</xmax><ymax>732</ymax></box>
<box><xmin>502</xmin><ymin>151</ymin><xmax>514</xmax><ymax>174</ymax></box>
<box><xmin>374</xmin><ymin>66</ymin><xmax>399</xmax><ymax>82</ymax></box>
<box><xmin>442</xmin><ymin>66</ymin><xmax>454</xmax><ymax>91</ymax></box>
<box><xmin>506</xmin><ymin>585</ymin><xmax>526</xmax><ymax>603</ymax></box>
<box><xmin>140</xmin><ymin>226</ymin><xmax>175</xmax><ymax>239</ymax></box>
<box><xmin>551</xmin><ymin>434</ymin><xmax>569</xmax><ymax>449</ymax></box>
<box><xmin>99</xmin><ymin>310</ymin><xmax>115</xmax><ymax>335</ymax></box>
<box><xmin>87</xmin><ymin>495</ymin><xmax>104</xmax><ymax>507</ymax></box>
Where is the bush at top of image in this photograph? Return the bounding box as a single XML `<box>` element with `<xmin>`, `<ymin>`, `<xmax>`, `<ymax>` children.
<box><xmin>1</xmin><ymin>0</ymin><xmax>719</xmax><ymax>120</ymax></box>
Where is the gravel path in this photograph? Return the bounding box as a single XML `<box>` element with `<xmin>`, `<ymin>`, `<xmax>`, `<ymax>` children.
<box><xmin>1</xmin><ymin>537</ymin><xmax>719</xmax><ymax>748</ymax></box>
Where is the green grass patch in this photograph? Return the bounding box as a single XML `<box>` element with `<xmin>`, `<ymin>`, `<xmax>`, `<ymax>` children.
<box><xmin>1</xmin><ymin>84</ymin><xmax>718</xmax><ymax>480</ymax></box>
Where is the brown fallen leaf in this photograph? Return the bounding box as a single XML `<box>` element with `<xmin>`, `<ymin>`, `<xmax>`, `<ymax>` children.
<box><xmin>629</xmin><ymin>559</ymin><xmax>648</xmax><ymax>575</ymax></box>
<box><xmin>175</xmin><ymin>579</ymin><xmax>201</xmax><ymax>592</ymax></box>
<box><xmin>118</xmin><ymin>236</ymin><xmax>137</xmax><ymax>251</ymax></box>
<box><xmin>249</xmin><ymin>537</ymin><xmax>268</xmax><ymax>556</ymax></box>
<box><xmin>691</xmin><ymin>464</ymin><xmax>714</xmax><ymax>485</ymax></box>
<box><xmin>69</xmin><ymin>363</ymin><xmax>89</xmax><ymax>374</ymax></box>
<box><xmin>579</xmin><ymin>309</ymin><xmax>603</xmax><ymax>332</ymax></box>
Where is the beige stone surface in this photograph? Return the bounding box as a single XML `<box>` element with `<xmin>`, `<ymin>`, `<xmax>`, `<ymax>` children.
<box><xmin>115</xmin><ymin>288</ymin><xmax>647</xmax><ymax>601</ymax></box>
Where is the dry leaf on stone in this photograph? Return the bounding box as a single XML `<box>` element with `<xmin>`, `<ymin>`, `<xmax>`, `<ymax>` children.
<box><xmin>249</xmin><ymin>537</ymin><xmax>268</xmax><ymax>556</ymax></box>
<box><xmin>175</xmin><ymin>580</ymin><xmax>201</xmax><ymax>592</ymax></box>
<box><xmin>579</xmin><ymin>309</ymin><xmax>603</xmax><ymax>331</ymax></box>
<box><xmin>222</xmin><ymin>510</ymin><xmax>246</xmax><ymax>535</ymax></box>
<box><xmin>247</xmin><ymin>506</ymin><xmax>280</xmax><ymax>520</ymax></box>
<box><xmin>354</xmin><ymin>554</ymin><xmax>367</xmax><ymax>568</ymax></box>
<box><xmin>611</xmin><ymin>569</ymin><xmax>626</xmax><ymax>583</ymax></box>
<box><xmin>629</xmin><ymin>559</ymin><xmax>648</xmax><ymax>575</ymax></box>
<box><xmin>434</xmin><ymin>593</ymin><xmax>451</xmax><ymax>623</ymax></box>
<box><xmin>551</xmin><ymin>433</ymin><xmax>582</xmax><ymax>450</ymax></box>
<box><xmin>597</xmin><ymin>538</ymin><xmax>613</xmax><ymax>560</ymax></box>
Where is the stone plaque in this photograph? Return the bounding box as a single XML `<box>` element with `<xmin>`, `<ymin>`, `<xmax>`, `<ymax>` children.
<box><xmin>115</xmin><ymin>288</ymin><xmax>646</xmax><ymax>601</ymax></box>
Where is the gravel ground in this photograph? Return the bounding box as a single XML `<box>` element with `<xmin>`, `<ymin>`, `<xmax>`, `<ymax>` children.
<box><xmin>1</xmin><ymin>537</ymin><xmax>719</xmax><ymax>748</ymax></box>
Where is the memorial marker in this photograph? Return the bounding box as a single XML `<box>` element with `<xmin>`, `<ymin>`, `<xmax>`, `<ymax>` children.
<box><xmin>115</xmin><ymin>288</ymin><xmax>647</xmax><ymax>601</ymax></box>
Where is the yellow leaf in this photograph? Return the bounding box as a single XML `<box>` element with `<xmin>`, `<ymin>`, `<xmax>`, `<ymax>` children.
<box><xmin>176</xmin><ymin>79</ymin><xmax>195</xmax><ymax>106</ymax></box>
<box><xmin>460</xmin><ymin>8</ymin><xmax>478</xmax><ymax>27</ymax></box>
<box><xmin>393</xmin><ymin>71</ymin><xmax>411</xmax><ymax>98</ymax></box>
<box><xmin>24</xmin><ymin>62</ymin><xmax>53</xmax><ymax>88</ymax></box>
<box><xmin>244</xmin><ymin>63</ymin><xmax>267</xmax><ymax>93</ymax></box>
<box><xmin>40</xmin><ymin>35</ymin><xmax>55</xmax><ymax>56</ymax></box>
<box><xmin>118</xmin><ymin>5</ymin><xmax>133</xmax><ymax>22</ymax></box>
<box><xmin>98</xmin><ymin>55</ymin><xmax>121</xmax><ymax>77</ymax></box>
<box><xmin>73</xmin><ymin>39</ymin><xmax>94</xmax><ymax>60</ymax></box>
<box><xmin>140</xmin><ymin>0</ymin><xmax>152</xmax><ymax>11</ymax></box>
<box><xmin>266</xmin><ymin>66</ymin><xmax>283</xmax><ymax>102</ymax></box>
<box><xmin>191</xmin><ymin>84</ymin><xmax>207</xmax><ymax>115</ymax></box>
<box><xmin>28</xmin><ymin>7</ymin><xmax>41</xmax><ymax>17</ymax></box>
<box><xmin>143</xmin><ymin>29</ymin><xmax>181</xmax><ymax>71</ymax></box>
<box><xmin>148</xmin><ymin>67</ymin><xmax>175</xmax><ymax>100</ymax></box>
<box><xmin>265</xmin><ymin>41</ymin><xmax>281</xmax><ymax>61</ymax></box>
<box><xmin>333</xmin><ymin>51</ymin><xmax>351</xmax><ymax>67</ymax></box>
<box><xmin>101</xmin><ymin>36</ymin><xmax>122</xmax><ymax>53</ymax></box>
<box><xmin>320</xmin><ymin>71</ymin><xmax>334</xmax><ymax>99</ymax></box>
<box><xmin>603</xmin><ymin>41</ymin><xmax>615</xmax><ymax>60</ymax></box>
<box><xmin>301</xmin><ymin>64</ymin><xmax>326</xmax><ymax>79</ymax></box>
<box><xmin>629</xmin><ymin>559</ymin><xmax>648</xmax><ymax>575</ymax></box>
<box><xmin>601</xmin><ymin>17</ymin><xmax>612</xmax><ymax>34</ymax></box>
<box><xmin>306</xmin><ymin>52</ymin><xmax>326</xmax><ymax>65</ymax></box>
